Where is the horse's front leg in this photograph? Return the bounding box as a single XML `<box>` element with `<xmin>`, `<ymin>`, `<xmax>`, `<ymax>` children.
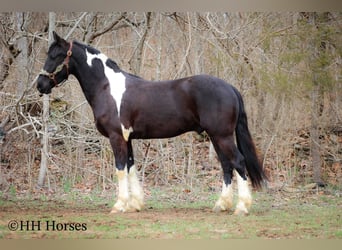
<box><xmin>109</xmin><ymin>134</ymin><xmax>132</xmax><ymax>213</ymax></box>
<box><xmin>127</xmin><ymin>139</ymin><xmax>144</xmax><ymax>211</ymax></box>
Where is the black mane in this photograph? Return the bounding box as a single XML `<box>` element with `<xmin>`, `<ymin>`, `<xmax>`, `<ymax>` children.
<box><xmin>74</xmin><ymin>40</ymin><xmax>142</xmax><ymax>79</ymax></box>
<box><xmin>74</xmin><ymin>41</ymin><xmax>100</xmax><ymax>55</ymax></box>
<box><xmin>105</xmin><ymin>58</ymin><xmax>122</xmax><ymax>73</ymax></box>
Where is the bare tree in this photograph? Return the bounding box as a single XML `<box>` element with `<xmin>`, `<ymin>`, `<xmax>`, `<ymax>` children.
<box><xmin>37</xmin><ymin>12</ymin><xmax>55</xmax><ymax>188</ymax></box>
<box><xmin>15</xmin><ymin>13</ymin><xmax>28</xmax><ymax>97</ymax></box>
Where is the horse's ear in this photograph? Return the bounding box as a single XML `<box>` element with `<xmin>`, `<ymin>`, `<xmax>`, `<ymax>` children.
<box><xmin>53</xmin><ymin>31</ymin><xmax>60</xmax><ymax>42</ymax></box>
<box><xmin>53</xmin><ymin>31</ymin><xmax>67</xmax><ymax>46</ymax></box>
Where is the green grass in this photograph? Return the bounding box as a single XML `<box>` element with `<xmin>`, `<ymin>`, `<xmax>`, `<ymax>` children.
<box><xmin>0</xmin><ymin>186</ymin><xmax>341</xmax><ymax>239</ymax></box>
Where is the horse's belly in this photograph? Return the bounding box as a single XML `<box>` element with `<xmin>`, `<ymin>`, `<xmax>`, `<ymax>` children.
<box><xmin>131</xmin><ymin>114</ymin><xmax>198</xmax><ymax>139</ymax></box>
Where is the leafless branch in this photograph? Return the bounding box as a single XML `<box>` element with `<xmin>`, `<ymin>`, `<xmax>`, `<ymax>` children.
<box><xmin>86</xmin><ymin>12</ymin><xmax>127</xmax><ymax>44</ymax></box>
<box><xmin>65</xmin><ymin>12</ymin><xmax>88</xmax><ymax>40</ymax></box>
<box><xmin>173</xmin><ymin>13</ymin><xmax>192</xmax><ymax>79</ymax></box>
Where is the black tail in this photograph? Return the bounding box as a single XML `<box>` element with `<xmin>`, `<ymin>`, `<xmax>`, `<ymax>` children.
<box><xmin>233</xmin><ymin>87</ymin><xmax>267</xmax><ymax>189</ymax></box>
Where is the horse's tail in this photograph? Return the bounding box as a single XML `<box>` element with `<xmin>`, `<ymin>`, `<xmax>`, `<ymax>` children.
<box><xmin>233</xmin><ymin>87</ymin><xmax>267</xmax><ymax>189</ymax></box>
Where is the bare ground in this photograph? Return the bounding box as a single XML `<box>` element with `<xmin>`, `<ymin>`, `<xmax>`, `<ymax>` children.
<box><xmin>1</xmin><ymin>186</ymin><xmax>341</xmax><ymax>239</ymax></box>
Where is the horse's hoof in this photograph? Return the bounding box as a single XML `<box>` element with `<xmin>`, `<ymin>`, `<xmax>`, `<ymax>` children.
<box><xmin>212</xmin><ymin>198</ymin><xmax>232</xmax><ymax>213</ymax></box>
<box><xmin>129</xmin><ymin>198</ymin><xmax>143</xmax><ymax>212</ymax></box>
<box><xmin>110</xmin><ymin>206</ymin><xmax>126</xmax><ymax>214</ymax></box>
<box><xmin>110</xmin><ymin>204</ymin><xmax>141</xmax><ymax>214</ymax></box>
<box><xmin>110</xmin><ymin>201</ymin><xmax>129</xmax><ymax>214</ymax></box>
<box><xmin>110</xmin><ymin>209</ymin><xmax>121</xmax><ymax>214</ymax></box>
<box><xmin>212</xmin><ymin>205</ymin><xmax>226</xmax><ymax>213</ymax></box>
<box><xmin>233</xmin><ymin>209</ymin><xmax>249</xmax><ymax>216</ymax></box>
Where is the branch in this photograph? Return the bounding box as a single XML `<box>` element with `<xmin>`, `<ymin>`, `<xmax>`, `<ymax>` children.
<box><xmin>0</xmin><ymin>115</ymin><xmax>10</xmax><ymax>128</ymax></box>
<box><xmin>65</xmin><ymin>12</ymin><xmax>88</xmax><ymax>40</ymax></box>
<box><xmin>14</xmin><ymin>74</ymin><xmax>39</xmax><ymax>110</ymax></box>
<box><xmin>128</xmin><ymin>12</ymin><xmax>152</xmax><ymax>74</ymax></box>
<box><xmin>173</xmin><ymin>13</ymin><xmax>192</xmax><ymax>79</ymax></box>
<box><xmin>123</xmin><ymin>13</ymin><xmax>156</xmax><ymax>55</ymax></box>
<box><xmin>86</xmin><ymin>12</ymin><xmax>127</xmax><ymax>44</ymax></box>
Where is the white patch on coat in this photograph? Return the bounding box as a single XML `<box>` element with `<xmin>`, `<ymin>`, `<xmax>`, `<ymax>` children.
<box><xmin>121</xmin><ymin>124</ymin><xmax>133</xmax><ymax>141</ymax></box>
<box><xmin>85</xmin><ymin>49</ymin><xmax>126</xmax><ymax>115</ymax></box>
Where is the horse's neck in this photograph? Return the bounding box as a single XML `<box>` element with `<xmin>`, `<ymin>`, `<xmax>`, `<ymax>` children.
<box><xmin>72</xmin><ymin>62</ymin><xmax>102</xmax><ymax>106</ymax></box>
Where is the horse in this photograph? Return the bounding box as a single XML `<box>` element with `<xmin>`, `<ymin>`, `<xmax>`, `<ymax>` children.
<box><xmin>37</xmin><ymin>32</ymin><xmax>266</xmax><ymax>215</ymax></box>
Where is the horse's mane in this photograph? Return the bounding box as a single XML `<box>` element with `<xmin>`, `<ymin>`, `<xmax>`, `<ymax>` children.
<box><xmin>74</xmin><ymin>41</ymin><xmax>100</xmax><ymax>55</ymax></box>
<box><xmin>74</xmin><ymin>40</ymin><xmax>143</xmax><ymax>80</ymax></box>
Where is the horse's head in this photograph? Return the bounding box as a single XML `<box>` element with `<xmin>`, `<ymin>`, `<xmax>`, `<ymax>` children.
<box><xmin>37</xmin><ymin>31</ymin><xmax>73</xmax><ymax>94</ymax></box>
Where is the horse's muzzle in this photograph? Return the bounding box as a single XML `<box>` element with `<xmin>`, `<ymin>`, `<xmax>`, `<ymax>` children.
<box><xmin>37</xmin><ymin>85</ymin><xmax>52</xmax><ymax>95</ymax></box>
<box><xmin>37</xmin><ymin>76</ymin><xmax>52</xmax><ymax>95</ymax></box>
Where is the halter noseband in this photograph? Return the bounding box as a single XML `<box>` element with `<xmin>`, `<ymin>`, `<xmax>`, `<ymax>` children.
<box><xmin>40</xmin><ymin>41</ymin><xmax>73</xmax><ymax>87</ymax></box>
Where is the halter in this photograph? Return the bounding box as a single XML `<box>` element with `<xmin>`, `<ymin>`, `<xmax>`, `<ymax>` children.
<box><xmin>40</xmin><ymin>41</ymin><xmax>73</xmax><ymax>87</ymax></box>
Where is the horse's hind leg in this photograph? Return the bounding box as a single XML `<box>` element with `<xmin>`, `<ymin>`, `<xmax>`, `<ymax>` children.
<box><xmin>234</xmin><ymin>169</ymin><xmax>252</xmax><ymax>215</ymax></box>
<box><xmin>213</xmin><ymin>173</ymin><xmax>234</xmax><ymax>213</ymax></box>
<box><xmin>210</xmin><ymin>137</ymin><xmax>234</xmax><ymax>213</ymax></box>
<box><xmin>210</xmin><ymin>135</ymin><xmax>252</xmax><ymax>215</ymax></box>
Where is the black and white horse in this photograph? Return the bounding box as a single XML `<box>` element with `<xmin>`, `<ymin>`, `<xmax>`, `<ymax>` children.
<box><xmin>37</xmin><ymin>32</ymin><xmax>266</xmax><ymax>215</ymax></box>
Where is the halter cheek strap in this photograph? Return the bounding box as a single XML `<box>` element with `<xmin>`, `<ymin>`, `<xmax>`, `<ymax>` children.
<box><xmin>40</xmin><ymin>41</ymin><xmax>73</xmax><ymax>87</ymax></box>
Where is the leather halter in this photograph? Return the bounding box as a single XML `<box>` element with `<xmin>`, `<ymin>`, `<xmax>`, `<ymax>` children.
<box><xmin>40</xmin><ymin>41</ymin><xmax>73</xmax><ymax>87</ymax></box>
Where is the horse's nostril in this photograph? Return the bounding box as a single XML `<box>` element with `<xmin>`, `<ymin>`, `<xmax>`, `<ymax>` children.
<box><xmin>37</xmin><ymin>84</ymin><xmax>48</xmax><ymax>95</ymax></box>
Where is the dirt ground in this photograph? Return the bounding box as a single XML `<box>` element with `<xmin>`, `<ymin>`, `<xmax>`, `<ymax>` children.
<box><xmin>1</xmin><ymin>186</ymin><xmax>341</xmax><ymax>239</ymax></box>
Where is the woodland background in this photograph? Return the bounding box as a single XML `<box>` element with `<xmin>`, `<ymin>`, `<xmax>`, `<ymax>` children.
<box><xmin>0</xmin><ymin>12</ymin><xmax>341</xmax><ymax>197</ymax></box>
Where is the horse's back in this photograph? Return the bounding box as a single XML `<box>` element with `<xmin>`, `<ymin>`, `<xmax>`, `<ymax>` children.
<box><xmin>146</xmin><ymin>74</ymin><xmax>240</xmax><ymax>136</ymax></box>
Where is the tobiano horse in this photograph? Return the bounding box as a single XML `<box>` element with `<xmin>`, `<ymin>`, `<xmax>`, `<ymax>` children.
<box><xmin>37</xmin><ymin>32</ymin><xmax>266</xmax><ymax>215</ymax></box>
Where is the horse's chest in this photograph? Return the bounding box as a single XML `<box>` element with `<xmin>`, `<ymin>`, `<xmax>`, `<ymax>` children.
<box><xmin>95</xmin><ymin>120</ymin><xmax>109</xmax><ymax>138</ymax></box>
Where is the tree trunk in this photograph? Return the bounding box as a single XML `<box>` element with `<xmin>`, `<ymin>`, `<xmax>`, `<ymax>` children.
<box><xmin>308</xmin><ymin>13</ymin><xmax>327</xmax><ymax>186</ymax></box>
<box><xmin>14</xmin><ymin>12</ymin><xmax>28</xmax><ymax>141</ymax></box>
<box><xmin>310</xmin><ymin>83</ymin><xmax>323</xmax><ymax>185</ymax></box>
<box><xmin>15</xmin><ymin>12</ymin><xmax>28</xmax><ymax>98</ymax></box>
<box><xmin>37</xmin><ymin>12</ymin><xmax>55</xmax><ymax>188</ymax></box>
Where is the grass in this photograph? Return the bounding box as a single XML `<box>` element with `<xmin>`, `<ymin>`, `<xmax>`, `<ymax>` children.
<box><xmin>0</xmin><ymin>186</ymin><xmax>341</xmax><ymax>239</ymax></box>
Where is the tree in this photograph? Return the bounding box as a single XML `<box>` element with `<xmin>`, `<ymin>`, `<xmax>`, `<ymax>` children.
<box><xmin>37</xmin><ymin>12</ymin><xmax>55</xmax><ymax>188</ymax></box>
<box><xmin>306</xmin><ymin>12</ymin><xmax>335</xmax><ymax>186</ymax></box>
